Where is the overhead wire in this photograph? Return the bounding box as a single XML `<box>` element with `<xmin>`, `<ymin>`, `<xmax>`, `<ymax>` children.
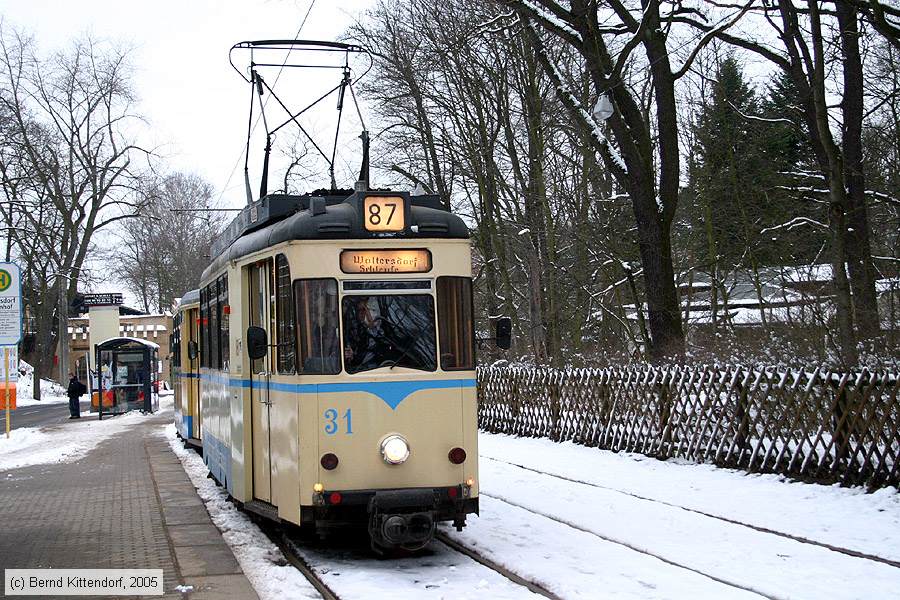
<box><xmin>215</xmin><ymin>0</ymin><xmax>318</xmax><ymax>207</ymax></box>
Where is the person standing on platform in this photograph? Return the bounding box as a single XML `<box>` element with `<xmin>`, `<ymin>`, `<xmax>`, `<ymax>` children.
<box><xmin>67</xmin><ymin>372</ymin><xmax>86</xmax><ymax>419</ymax></box>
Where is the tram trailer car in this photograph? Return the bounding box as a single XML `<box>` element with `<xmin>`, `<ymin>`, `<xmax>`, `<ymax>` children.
<box><xmin>196</xmin><ymin>189</ymin><xmax>499</xmax><ymax>551</ymax></box>
<box><xmin>172</xmin><ymin>289</ymin><xmax>202</xmax><ymax>449</ymax></box>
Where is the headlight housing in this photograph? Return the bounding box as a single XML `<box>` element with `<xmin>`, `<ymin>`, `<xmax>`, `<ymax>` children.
<box><xmin>380</xmin><ymin>434</ymin><xmax>410</xmax><ymax>465</ymax></box>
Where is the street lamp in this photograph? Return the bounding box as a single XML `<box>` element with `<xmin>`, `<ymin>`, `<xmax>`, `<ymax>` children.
<box><xmin>49</xmin><ymin>267</ymin><xmax>83</xmax><ymax>385</ymax></box>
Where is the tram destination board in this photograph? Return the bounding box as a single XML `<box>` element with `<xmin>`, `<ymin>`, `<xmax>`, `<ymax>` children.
<box><xmin>340</xmin><ymin>249</ymin><xmax>432</xmax><ymax>274</ymax></box>
<box><xmin>0</xmin><ymin>262</ymin><xmax>22</xmax><ymax>346</ymax></box>
<box><xmin>83</xmin><ymin>293</ymin><xmax>124</xmax><ymax>306</ymax></box>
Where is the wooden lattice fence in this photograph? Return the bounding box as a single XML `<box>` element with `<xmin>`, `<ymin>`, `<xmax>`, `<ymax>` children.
<box><xmin>477</xmin><ymin>365</ymin><xmax>900</xmax><ymax>489</ymax></box>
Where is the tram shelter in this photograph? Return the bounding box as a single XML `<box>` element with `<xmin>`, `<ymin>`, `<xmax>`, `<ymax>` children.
<box><xmin>93</xmin><ymin>337</ymin><xmax>160</xmax><ymax>418</ymax></box>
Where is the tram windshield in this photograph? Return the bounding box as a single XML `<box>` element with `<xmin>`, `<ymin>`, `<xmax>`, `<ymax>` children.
<box><xmin>341</xmin><ymin>295</ymin><xmax>436</xmax><ymax>373</ymax></box>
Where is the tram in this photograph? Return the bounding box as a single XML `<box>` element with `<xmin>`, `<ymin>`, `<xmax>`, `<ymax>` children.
<box><xmin>178</xmin><ymin>39</ymin><xmax>509</xmax><ymax>551</ymax></box>
<box><xmin>172</xmin><ymin>289</ymin><xmax>202</xmax><ymax>449</ymax></box>
<box><xmin>197</xmin><ymin>189</ymin><xmax>512</xmax><ymax>550</ymax></box>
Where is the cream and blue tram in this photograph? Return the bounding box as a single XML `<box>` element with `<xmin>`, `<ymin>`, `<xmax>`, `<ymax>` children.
<box><xmin>172</xmin><ymin>289</ymin><xmax>202</xmax><ymax>448</ymax></box>
<box><xmin>197</xmin><ymin>190</ymin><xmax>482</xmax><ymax>550</ymax></box>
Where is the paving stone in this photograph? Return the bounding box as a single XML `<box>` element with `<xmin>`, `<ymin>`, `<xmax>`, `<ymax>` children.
<box><xmin>0</xmin><ymin>411</ymin><xmax>257</xmax><ymax>600</ymax></box>
<box><xmin>182</xmin><ymin>574</ymin><xmax>259</xmax><ymax>600</ymax></box>
<box><xmin>163</xmin><ymin>506</ymin><xmax>214</xmax><ymax>526</ymax></box>
<box><xmin>173</xmin><ymin>544</ymin><xmax>242</xmax><ymax>577</ymax></box>
<box><xmin>167</xmin><ymin>523</ymin><xmax>224</xmax><ymax>547</ymax></box>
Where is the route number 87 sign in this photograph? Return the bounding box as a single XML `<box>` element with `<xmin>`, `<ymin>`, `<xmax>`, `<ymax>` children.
<box><xmin>363</xmin><ymin>196</ymin><xmax>405</xmax><ymax>232</ymax></box>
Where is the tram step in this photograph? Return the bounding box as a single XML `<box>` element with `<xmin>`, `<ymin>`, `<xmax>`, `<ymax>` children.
<box><xmin>244</xmin><ymin>499</ymin><xmax>280</xmax><ymax>522</ymax></box>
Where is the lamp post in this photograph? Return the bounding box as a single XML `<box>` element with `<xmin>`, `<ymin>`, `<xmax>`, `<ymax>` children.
<box><xmin>50</xmin><ymin>267</ymin><xmax>81</xmax><ymax>385</ymax></box>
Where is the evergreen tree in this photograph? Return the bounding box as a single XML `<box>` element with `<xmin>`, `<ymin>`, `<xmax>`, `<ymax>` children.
<box><xmin>688</xmin><ymin>56</ymin><xmax>766</xmax><ymax>270</ymax></box>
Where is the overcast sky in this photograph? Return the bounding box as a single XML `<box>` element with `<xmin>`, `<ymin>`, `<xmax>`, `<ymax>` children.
<box><xmin>2</xmin><ymin>0</ymin><xmax>375</xmax><ymax>304</ymax></box>
<box><xmin>2</xmin><ymin>0</ymin><xmax>375</xmax><ymax>208</ymax></box>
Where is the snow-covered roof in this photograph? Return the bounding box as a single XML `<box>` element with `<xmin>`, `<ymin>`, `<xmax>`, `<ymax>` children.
<box><xmin>96</xmin><ymin>336</ymin><xmax>160</xmax><ymax>350</ymax></box>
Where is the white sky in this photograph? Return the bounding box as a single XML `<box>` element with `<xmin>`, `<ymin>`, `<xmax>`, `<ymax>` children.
<box><xmin>2</xmin><ymin>0</ymin><xmax>375</xmax><ymax>306</ymax></box>
<box><xmin>2</xmin><ymin>0</ymin><xmax>375</xmax><ymax>207</ymax></box>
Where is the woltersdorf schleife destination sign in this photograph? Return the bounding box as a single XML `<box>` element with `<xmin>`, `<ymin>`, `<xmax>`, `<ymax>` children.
<box><xmin>0</xmin><ymin>263</ymin><xmax>22</xmax><ymax>346</ymax></box>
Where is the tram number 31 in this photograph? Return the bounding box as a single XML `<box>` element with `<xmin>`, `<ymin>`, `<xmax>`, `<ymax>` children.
<box><xmin>323</xmin><ymin>408</ymin><xmax>353</xmax><ymax>435</ymax></box>
<box><xmin>364</xmin><ymin>197</ymin><xmax>405</xmax><ymax>232</ymax></box>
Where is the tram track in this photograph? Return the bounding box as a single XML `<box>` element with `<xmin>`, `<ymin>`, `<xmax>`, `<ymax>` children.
<box><xmin>483</xmin><ymin>455</ymin><xmax>900</xmax><ymax>570</ymax></box>
<box><xmin>433</xmin><ymin>531</ymin><xmax>561</xmax><ymax>600</ymax></box>
<box><xmin>275</xmin><ymin>532</ymin><xmax>342</xmax><ymax>600</ymax></box>
<box><xmin>478</xmin><ymin>491</ymin><xmax>779</xmax><ymax>600</ymax></box>
<box><xmin>263</xmin><ymin>521</ymin><xmax>556</xmax><ymax>599</ymax></box>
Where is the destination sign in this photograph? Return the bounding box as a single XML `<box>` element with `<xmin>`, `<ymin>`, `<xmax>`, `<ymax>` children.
<box><xmin>0</xmin><ymin>263</ymin><xmax>22</xmax><ymax>346</ymax></box>
<box><xmin>83</xmin><ymin>293</ymin><xmax>124</xmax><ymax>306</ymax></box>
<box><xmin>340</xmin><ymin>249</ymin><xmax>432</xmax><ymax>274</ymax></box>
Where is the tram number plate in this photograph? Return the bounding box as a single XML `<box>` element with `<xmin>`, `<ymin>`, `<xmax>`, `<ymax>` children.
<box><xmin>364</xmin><ymin>196</ymin><xmax>405</xmax><ymax>232</ymax></box>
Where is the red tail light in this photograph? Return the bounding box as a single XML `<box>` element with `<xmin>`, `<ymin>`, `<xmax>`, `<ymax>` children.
<box><xmin>448</xmin><ymin>447</ymin><xmax>466</xmax><ymax>464</ymax></box>
<box><xmin>320</xmin><ymin>453</ymin><xmax>339</xmax><ymax>470</ymax></box>
<box><xmin>448</xmin><ymin>487</ymin><xmax>459</xmax><ymax>499</ymax></box>
<box><xmin>329</xmin><ymin>492</ymin><xmax>342</xmax><ymax>505</ymax></box>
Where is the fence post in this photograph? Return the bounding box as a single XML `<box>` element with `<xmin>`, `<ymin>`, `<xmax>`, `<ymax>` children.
<box><xmin>831</xmin><ymin>377</ymin><xmax>850</xmax><ymax>464</ymax></box>
<box><xmin>550</xmin><ymin>372</ymin><xmax>561</xmax><ymax>441</ymax></box>
<box><xmin>735</xmin><ymin>368</ymin><xmax>750</xmax><ymax>460</ymax></box>
<box><xmin>659</xmin><ymin>375</ymin><xmax>671</xmax><ymax>457</ymax></box>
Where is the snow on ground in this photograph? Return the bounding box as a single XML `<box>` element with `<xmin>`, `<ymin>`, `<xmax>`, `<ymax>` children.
<box><xmin>159</xmin><ymin>423</ymin><xmax>900</xmax><ymax>599</ymax></box>
<box><xmin>162</xmin><ymin>424</ymin><xmax>321</xmax><ymax>600</ymax></box>
<box><xmin>448</xmin><ymin>433</ymin><xmax>900</xmax><ymax>599</ymax></box>
<box><xmin>0</xmin><ymin>404</ymin><xmax>150</xmax><ymax>471</ymax></box>
<box><xmin>289</xmin><ymin>534</ymin><xmax>541</xmax><ymax>599</ymax></box>
<box><xmin>479</xmin><ymin>433</ymin><xmax>900</xmax><ymax>562</ymax></box>
<box><xmin>163</xmin><ymin>423</ymin><xmax>542</xmax><ymax>600</ymax></box>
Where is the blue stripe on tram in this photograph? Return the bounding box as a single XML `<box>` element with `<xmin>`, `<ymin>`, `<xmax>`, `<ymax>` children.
<box><xmin>198</xmin><ymin>371</ymin><xmax>475</xmax><ymax>410</ymax></box>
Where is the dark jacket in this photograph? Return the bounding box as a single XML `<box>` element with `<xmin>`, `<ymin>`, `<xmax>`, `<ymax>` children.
<box><xmin>67</xmin><ymin>378</ymin><xmax>86</xmax><ymax>398</ymax></box>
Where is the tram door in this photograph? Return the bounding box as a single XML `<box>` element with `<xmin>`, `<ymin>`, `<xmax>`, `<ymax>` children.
<box><xmin>189</xmin><ymin>306</ymin><xmax>201</xmax><ymax>439</ymax></box>
<box><xmin>249</xmin><ymin>260</ymin><xmax>274</xmax><ymax>504</ymax></box>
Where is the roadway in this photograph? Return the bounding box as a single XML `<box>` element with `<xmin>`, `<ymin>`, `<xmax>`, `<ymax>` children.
<box><xmin>3</xmin><ymin>400</ymin><xmax>91</xmax><ymax>431</ymax></box>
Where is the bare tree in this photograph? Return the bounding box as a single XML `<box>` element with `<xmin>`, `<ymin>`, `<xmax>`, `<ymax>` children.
<box><xmin>0</xmin><ymin>27</ymin><xmax>149</xmax><ymax>396</ymax></box>
<box><xmin>118</xmin><ymin>172</ymin><xmax>223</xmax><ymax>313</ymax></box>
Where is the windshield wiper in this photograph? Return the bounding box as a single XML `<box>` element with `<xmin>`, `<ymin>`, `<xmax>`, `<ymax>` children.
<box><xmin>387</xmin><ymin>339</ymin><xmax>420</xmax><ymax>370</ymax></box>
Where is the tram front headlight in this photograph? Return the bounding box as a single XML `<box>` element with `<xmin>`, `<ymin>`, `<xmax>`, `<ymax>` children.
<box><xmin>380</xmin><ymin>434</ymin><xmax>410</xmax><ymax>465</ymax></box>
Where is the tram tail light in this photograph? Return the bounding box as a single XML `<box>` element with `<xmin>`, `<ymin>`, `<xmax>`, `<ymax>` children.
<box><xmin>447</xmin><ymin>487</ymin><xmax>459</xmax><ymax>499</ymax></box>
<box><xmin>329</xmin><ymin>492</ymin><xmax>342</xmax><ymax>505</ymax></box>
<box><xmin>448</xmin><ymin>447</ymin><xmax>467</xmax><ymax>464</ymax></box>
<box><xmin>320</xmin><ymin>453</ymin><xmax>339</xmax><ymax>470</ymax></box>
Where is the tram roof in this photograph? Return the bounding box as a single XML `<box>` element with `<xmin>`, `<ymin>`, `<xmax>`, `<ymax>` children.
<box><xmin>176</xmin><ymin>289</ymin><xmax>200</xmax><ymax>310</ymax></box>
<box><xmin>202</xmin><ymin>189</ymin><xmax>469</xmax><ymax>282</ymax></box>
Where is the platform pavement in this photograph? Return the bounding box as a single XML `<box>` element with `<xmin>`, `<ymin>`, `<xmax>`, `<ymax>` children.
<box><xmin>0</xmin><ymin>410</ymin><xmax>259</xmax><ymax>600</ymax></box>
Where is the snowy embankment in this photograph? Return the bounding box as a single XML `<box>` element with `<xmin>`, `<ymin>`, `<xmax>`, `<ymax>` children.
<box><xmin>441</xmin><ymin>433</ymin><xmax>900</xmax><ymax>599</ymax></box>
<box><xmin>12</xmin><ymin>362</ymin><xmax>70</xmax><ymax>406</ymax></box>
<box><xmin>162</xmin><ymin>424</ymin><xmax>321</xmax><ymax>600</ymax></box>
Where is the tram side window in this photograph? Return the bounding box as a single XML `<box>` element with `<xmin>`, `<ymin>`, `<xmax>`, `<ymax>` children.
<box><xmin>293</xmin><ymin>279</ymin><xmax>340</xmax><ymax>375</ymax></box>
<box><xmin>275</xmin><ymin>255</ymin><xmax>296</xmax><ymax>374</ymax></box>
<box><xmin>172</xmin><ymin>314</ymin><xmax>181</xmax><ymax>369</ymax></box>
<box><xmin>209</xmin><ymin>281</ymin><xmax>219</xmax><ymax>370</ymax></box>
<box><xmin>218</xmin><ymin>274</ymin><xmax>229</xmax><ymax>370</ymax></box>
<box><xmin>437</xmin><ymin>277</ymin><xmax>475</xmax><ymax>370</ymax></box>
<box><xmin>199</xmin><ymin>289</ymin><xmax>207</xmax><ymax>368</ymax></box>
